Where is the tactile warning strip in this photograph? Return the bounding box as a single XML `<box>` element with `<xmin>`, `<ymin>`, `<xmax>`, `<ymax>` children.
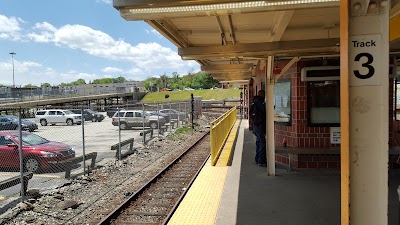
<box><xmin>168</xmin><ymin>159</ymin><xmax>228</xmax><ymax>225</ymax></box>
<box><xmin>168</xmin><ymin>120</ymin><xmax>239</xmax><ymax>225</ymax></box>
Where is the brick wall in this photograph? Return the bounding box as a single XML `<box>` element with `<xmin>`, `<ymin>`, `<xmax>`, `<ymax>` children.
<box><xmin>275</xmin><ymin>60</ymin><xmax>394</xmax><ymax>169</ymax></box>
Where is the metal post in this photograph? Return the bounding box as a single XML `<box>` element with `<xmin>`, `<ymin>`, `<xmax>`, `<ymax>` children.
<box><xmin>18</xmin><ymin>108</ymin><xmax>24</xmax><ymax>201</ymax></box>
<box><xmin>81</xmin><ymin>108</ymin><xmax>86</xmax><ymax>175</ymax></box>
<box><xmin>185</xmin><ymin>101</ymin><xmax>187</xmax><ymax>124</ymax></box>
<box><xmin>117</xmin><ymin>107</ymin><xmax>121</xmax><ymax>160</ymax></box>
<box><xmin>10</xmin><ymin>52</ymin><xmax>16</xmax><ymax>88</ymax></box>
<box><xmin>157</xmin><ymin>102</ymin><xmax>160</xmax><ymax>137</ymax></box>
<box><xmin>178</xmin><ymin>102</ymin><xmax>181</xmax><ymax>128</ymax></box>
<box><xmin>191</xmin><ymin>93</ymin><xmax>194</xmax><ymax>130</ymax></box>
<box><xmin>240</xmin><ymin>91</ymin><xmax>243</xmax><ymax>119</ymax></box>
<box><xmin>142</xmin><ymin>103</ymin><xmax>145</xmax><ymax>144</ymax></box>
<box><xmin>169</xmin><ymin>102</ymin><xmax>172</xmax><ymax>133</ymax></box>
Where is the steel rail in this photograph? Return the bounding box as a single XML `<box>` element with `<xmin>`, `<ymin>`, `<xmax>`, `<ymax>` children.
<box><xmin>97</xmin><ymin>131</ymin><xmax>210</xmax><ymax>225</ymax></box>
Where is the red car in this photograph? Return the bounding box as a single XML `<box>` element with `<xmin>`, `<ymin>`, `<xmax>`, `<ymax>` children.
<box><xmin>0</xmin><ymin>131</ymin><xmax>75</xmax><ymax>172</ymax></box>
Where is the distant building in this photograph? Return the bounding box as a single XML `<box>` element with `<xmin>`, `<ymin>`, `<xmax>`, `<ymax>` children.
<box><xmin>44</xmin><ymin>81</ymin><xmax>145</xmax><ymax>95</ymax></box>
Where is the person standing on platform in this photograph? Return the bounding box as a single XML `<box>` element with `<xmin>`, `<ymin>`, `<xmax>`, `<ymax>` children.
<box><xmin>250</xmin><ymin>89</ymin><xmax>266</xmax><ymax>166</ymax></box>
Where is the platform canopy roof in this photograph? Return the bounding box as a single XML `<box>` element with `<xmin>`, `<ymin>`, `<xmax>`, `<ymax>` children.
<box><xmin>113</xmin><ymin>0</ymin><xmax>400</xmax><ymax>82</ymax></box>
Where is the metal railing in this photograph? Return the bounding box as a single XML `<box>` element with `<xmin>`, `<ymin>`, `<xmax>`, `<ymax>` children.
<box><xmin>0</xmin><ymin>88</ymin><xmax>143</xmax><ymax>105</ymax></box>
<box><xmin>210</xmin><ymin>107</ymin><xmax>237</xmax><ymax>166</ymax></box>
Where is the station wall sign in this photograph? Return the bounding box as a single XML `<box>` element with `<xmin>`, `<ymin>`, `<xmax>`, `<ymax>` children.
<box><xmin>330</xmin><ymin>127</ymin><xmax>341</xmax><ymax>144</ymax></box>
<box><xmin>349</xmin><ymin>34</ymin><xmax>381</xmax><ymax>86</ymax></box>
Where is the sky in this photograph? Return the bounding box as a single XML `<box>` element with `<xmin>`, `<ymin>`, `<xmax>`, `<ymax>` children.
<box><xmin>0</xmin><ymin>0</ymin><xmax>200</xmax><ymax>87</ymax></box>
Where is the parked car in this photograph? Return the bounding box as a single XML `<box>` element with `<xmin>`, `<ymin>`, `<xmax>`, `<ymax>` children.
<box><xmin>0</xmin><ymin>115</ymin><xmax>38</xmax><ymax>132</ymax></box>
<box><xmin>35</xmin><ymin>109</ymin><xmax>82</xmax><ymax>126</ymax></box>
<box><xmin>111</xmin><ymin>110</ymin><xmax>166</xmax><ymax>130</ymax></box>
<box><xmin>0</xmin><ymin>131</ymin><xmax>75</xmax><ymax>172</ymax></box>
<box><xmin>157</xmin><ymin>109</ymin><xmax>188</xmax><ymax>121</ymax></box>
<box><xmin>145</xmin><ymin>111</ymin><xmax>170</xmax><ymax>123</ymax></box>
<box><xmin>106</xmin><ymin>107</ymin><xmax>125</xmax><ymax>118</ymax></box>
<box><xmin>68</xmin><ymin>109</ymin><xmax>105</xmax><ymax>122</ymax></box>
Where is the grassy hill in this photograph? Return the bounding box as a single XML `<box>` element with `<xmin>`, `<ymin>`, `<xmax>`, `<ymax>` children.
<box><xmin>141</xmin><ymin>88</ymin><xmax>242</xmax><ymax>103</ymax></box>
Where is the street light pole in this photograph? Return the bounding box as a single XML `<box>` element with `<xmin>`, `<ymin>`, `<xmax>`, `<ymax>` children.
<box><xmin>9</xmin><ymin>52</ymin><xmax>16</xmax><ymax>88</ymax></box>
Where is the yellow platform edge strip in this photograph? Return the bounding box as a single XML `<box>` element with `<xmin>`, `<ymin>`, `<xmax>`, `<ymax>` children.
<box><xmin>168</xmin><ymin>159</ymin><xmax>229</xmax><ymax>225</ymax></box>
<box><xmin>167</xmin><ymin>121</ymin><xmax>240</xmax><ymax>224</ymax></box>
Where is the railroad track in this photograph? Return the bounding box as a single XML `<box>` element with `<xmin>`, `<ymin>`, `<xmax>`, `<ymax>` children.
<box><xmin>97</xmin><ymin>131</ymin><xmax>210</xmax><ymax>225</ymax></box>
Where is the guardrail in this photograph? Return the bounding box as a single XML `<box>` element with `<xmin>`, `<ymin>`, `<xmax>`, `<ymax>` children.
<box><xmin>111</xmin><ymin>138</ymin><xmax>135</xmax><ymax>159</ymax></box>
<box><xmin>63</xmin><ymin>152</ymin><xmax>98</xmax><ymax>178</ymax></box>
<box><xmin>210</xmin><ymin>107</ymin><xmax>237</xmax><ymax>166</ymax></box>
<box><xmin>140</xmin><ymin>130</ymin><xmax>153</xmax><ymax>143</ymax></box>
<box><xmin>0</xmin><ymin>172</ymin><xmax>33</xmax><ymax>195</ymax></box>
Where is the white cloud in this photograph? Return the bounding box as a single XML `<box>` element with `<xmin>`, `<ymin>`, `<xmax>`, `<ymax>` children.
<box><xmin>0</xmin><ymin>15</ymin><xmax>23</xmax><ymax>40</ymax></box>
<box><xmin>27</xmin><ymin>23</ymin><xmax>198</xmax><ymax>74</ymax></box>
<box><xmin>102</xmin><ymin>67</ymin><xmax>123</xmax><ymax>73</ymax></box>
<box><xmin>0</xmin><ymin>15</ymin><xmax>200</xmax><ymax>85</ymax></box>
<box><xmin>59</xmin><ymin>71</ymin><xmax>97</xmax><ymax>83</ymax></box>
<box><xmin>126</xmin><ymin>68</ymin><xmax>143</xmax><ymax>75</ymax></box>
<box><xmin>145</xmin><ymin>29</ymin><xmax>163</xmax><ymax>38</ymax></box>
<box><xmin>96</xmin><ymin>0</ymin><xmax>112</xmax><ymax>4</ymax></box>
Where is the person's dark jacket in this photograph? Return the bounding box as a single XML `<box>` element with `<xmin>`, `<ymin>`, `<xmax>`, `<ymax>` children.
<box><xmin>251</xmin><ymin>95</ymin><xmax>266</xmax><ymax>133</ymax></box>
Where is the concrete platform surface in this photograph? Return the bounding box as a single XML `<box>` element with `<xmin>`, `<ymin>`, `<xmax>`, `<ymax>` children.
<box><xmin>216</xmin><ymin>120</ymin><xmax>400</xmax><ymax>225</ymax></box>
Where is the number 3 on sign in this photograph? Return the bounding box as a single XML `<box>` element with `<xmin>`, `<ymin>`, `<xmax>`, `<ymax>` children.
<box><xmin>350</xmin><ymin>34</ymin><xmax>381</xmax><ymax>86</ymax></box>
<box><xmin>354</xmin><ymin>53</ymin><xmax>374</xmax><ymax>79</ymax></box>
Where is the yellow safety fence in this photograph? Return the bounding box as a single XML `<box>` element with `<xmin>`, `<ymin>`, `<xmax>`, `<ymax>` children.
<box><xmin>210</xmin><ymin>107</ymin><xmax>237</xmax><ymax>166</ymax></box>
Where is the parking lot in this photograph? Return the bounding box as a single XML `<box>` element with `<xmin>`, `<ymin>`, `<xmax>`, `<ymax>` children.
<box><xmin>0</xmin><ymin>112</ymin><xmax>177</xmax><ymax>202</ymax></box>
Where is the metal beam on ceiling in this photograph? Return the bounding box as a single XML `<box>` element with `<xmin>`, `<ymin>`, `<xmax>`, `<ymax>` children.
<box><xmin>216</xmin><ymin>16</ymin><xmax>227</xmax><ymax>45</ymax></box>
<box><xmin>228</xmin><ymin>15</ymin><xmax>236</xmax><ymax>45</ymax></box>
<box><xmin>179</xmin><ymin>38</ymin><xmax>340</xmax><ymax>59</ymax></box>
<box><xmin>219</xmin><ymin>80</ymin><xmax>250</xmax><ymax>85</ymax></box>
<box><xmin>269</xmin><ymin>10</ymin><xmax>295</xmax><ymax>42</ymax></box>
<box><xmin>211</xmin><ymin>72</ymin><xmax>253</xmax><ymax>80</ymax></box>
<box><xmin>392</xmin><ymin>1</ymin><xmax>400</xmax><ymax>18</ymax></box>
<box><xmin>147</xmin><ymin>19</ymin><xmax>189</xmax><ymax>48</ymax></box>
<box><xmin>201</xmin><ymin>63</ymin><xmax>254</xmax><ymax>73</ymax></box>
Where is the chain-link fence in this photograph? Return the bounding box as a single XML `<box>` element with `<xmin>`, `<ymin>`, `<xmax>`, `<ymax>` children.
<box><xmin>0</xmin><ymin>101</ymin><xmax>194</xmax><ymax>205</ymax></box>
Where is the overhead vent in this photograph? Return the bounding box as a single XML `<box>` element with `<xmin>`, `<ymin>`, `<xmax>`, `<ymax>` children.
<box><xmin>301</xmin><ymin>66</ymin><xmax>340</xmax><ymax>81</ymax></box>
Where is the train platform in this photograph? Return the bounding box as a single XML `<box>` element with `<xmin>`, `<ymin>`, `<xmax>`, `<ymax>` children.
<box><xmin>169</xmin><ymin>119</ymin><xmax>400</xmax><ymax>225</ymax></box>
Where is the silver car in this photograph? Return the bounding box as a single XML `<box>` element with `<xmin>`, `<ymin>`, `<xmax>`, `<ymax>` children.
<box><xmin>111</xmin><ymin>110</ymin><xmax>166</xmax><ymax>130</ymax></box>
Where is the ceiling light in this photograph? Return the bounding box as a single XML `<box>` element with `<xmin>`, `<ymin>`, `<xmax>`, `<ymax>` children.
<box><xmin>121</xmin><ymin>0</ymin><xmax>339</xmax><ymax>20</ymax></box>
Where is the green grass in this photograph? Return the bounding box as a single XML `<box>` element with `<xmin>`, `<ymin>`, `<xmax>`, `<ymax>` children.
<box><xmin>141</xmin><ymin>88</ymin><xmax>241</xmax><ymax>103</ymax></box>
<box><xmin>167</xmin><ymin>125</ymin><xmax>192</xmax><ymax>141</ymax></box>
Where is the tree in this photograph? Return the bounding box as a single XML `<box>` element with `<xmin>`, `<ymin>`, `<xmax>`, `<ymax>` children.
<box><xmin>181</xmin><ymin>73</ymin><xmax>195</xmax><ymax>88</ymax></box>
<box><xmin>92</xmin><ymin>78</ymin><xmax>113</xmax><ymax>84</ymax></box>
<box><xmin>113</xmin><ymin>76</ymin><xmax>127</xmax><ymax>83</ymax></box>
<box><xmin>159</xmin><ymin>73</ymin><xmax>169</xmax><ymax>88</ymax></box>
<box><xmin>71</xmin><ymin>79</ymin><xmax>86</xmax><ymax>85</ymax></box>
<box><xmin>144</xmin><ymin>77</ymin><xmax>159</xmax><ymax>92</ymax></box>
<box><xmin>41</xmin><ymin>83</ymin><xmax>51</xmax><ymax>88</ymax></box>
<box><xmin>170</xmin><ymin>72</ymin><xmax>182</xmax><ymax>90</ymax></box>
<box><xmin>23</xmin><ymin>84</ymin><xmax>38</xmax><ymax>88</ymax></box>
<box><xmin>59</xmin><ymin>82</ymin><xmax>72</xmax><ymax>87</ymax></box>
<box><xmin>191</xmin><ymin>72</ymin><xmax>214</xmax><ymax>89</ymax></box>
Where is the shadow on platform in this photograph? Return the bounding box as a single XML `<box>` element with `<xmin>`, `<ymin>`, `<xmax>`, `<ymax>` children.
<box><xmin>236</xmin><ymin>129</ymin><xmax>400</xmax><ymax>225</ymax></box>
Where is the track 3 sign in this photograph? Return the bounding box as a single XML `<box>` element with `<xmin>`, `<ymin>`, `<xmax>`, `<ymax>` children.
<box><xmin>349</xmin><ymin>34</ymin><xmax>381</xmax><ymax>86</ymax></box>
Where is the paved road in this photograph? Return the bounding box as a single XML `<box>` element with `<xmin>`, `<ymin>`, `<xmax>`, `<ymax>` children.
<box><xmin>0</xmin><ymin>112</ymin><xmax>173</xmax><ymax>202</ymax></box>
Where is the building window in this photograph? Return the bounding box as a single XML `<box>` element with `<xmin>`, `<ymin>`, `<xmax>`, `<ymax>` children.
<box><xmin>394</xmin><ymin>65</ymin><xmax>400</xmax><ymax>120</ymax></box>
<box><xmin>274</xmin><ymin>79</ymin><xmax>291</xmax><ymax>125</ymax></box>
<box><xmin>307</xmin><ymin>81</ymin><xmax>340</xmax><ymax>126</ymax></box>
